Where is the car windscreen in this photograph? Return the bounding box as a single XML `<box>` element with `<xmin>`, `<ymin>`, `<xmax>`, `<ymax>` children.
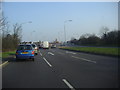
<box><xmin>17</xmin><ymin>45</ymin><xmax>32</xmax><ymax>50</ymax></box>
<box><xmin>32</xmin><ymin>44</ymin><xmax>36</xmax><ymax>48</ymax></box>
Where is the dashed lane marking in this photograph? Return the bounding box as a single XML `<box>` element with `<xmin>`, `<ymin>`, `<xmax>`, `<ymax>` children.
<box><xmin>43</xmin><ymin>57</ymin><xmax>52</xmax><ymax>67</ymax></box>
<box><xmin>62</xmin><ymin>79</ymin><xmax>75</xmax><ymax>90</ymax></box>
<box><xmin>40</xmin><ymin>53</ymin><xmax>42</xmax><ymax>56</ymax></box>
<box><xmin>71</xmin><ymin>56</ymin><xmax>96</xmax><ymax>63</ymax></box>
<box><xmin>66</xmin><ymin>51</ymin><xmax>76</xmax><ymax>55</ymax></box>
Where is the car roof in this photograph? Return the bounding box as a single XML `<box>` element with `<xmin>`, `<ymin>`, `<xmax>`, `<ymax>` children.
<box><xmin>31</xmin><ymin>44</ymin><xmax>37</xmax><ymax>45</ymax></box>
<box><xmin>31</xmin><ymin>44</ymin><xmax>37</xmax><ymax>46</ymax></box>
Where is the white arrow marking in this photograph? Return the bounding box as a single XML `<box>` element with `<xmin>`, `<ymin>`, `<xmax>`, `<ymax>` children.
<box><xmin>48</xmin><ymin>52</ymin><xmax>54</xmax><ymax>55</ymax></box>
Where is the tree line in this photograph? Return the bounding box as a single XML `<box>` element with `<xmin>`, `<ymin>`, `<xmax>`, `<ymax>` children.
<box><xmin>0</xmin><ymin>15</ymin><xmax>119</xmax><ymax>52</ymax></box>
<box><xmin>70</xmin><ymin>28</ymin><xmax>120</xmax><ymax>47</ymax></box>
<box><xmin>0</xmin><ymin>16</ymin><xmax>22</xmax><ymax>52</ymax></box>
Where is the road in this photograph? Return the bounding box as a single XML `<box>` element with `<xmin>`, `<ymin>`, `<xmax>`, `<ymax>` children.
<box><xmin>2</xmin><ymin>48</ymin><xmax>118</xmax><ymax>88</ymax></box>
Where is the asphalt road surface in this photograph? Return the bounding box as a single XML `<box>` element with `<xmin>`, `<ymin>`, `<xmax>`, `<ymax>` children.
<box><xmin>2</xmin><ymin>48</ymin><xmax>118</xmax><ymax>88</ymax></box>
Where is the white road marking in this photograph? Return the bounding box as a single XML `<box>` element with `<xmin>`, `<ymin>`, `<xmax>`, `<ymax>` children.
<box><xmin>66</xmin><ymin>51</ymin><xmax>76</xmax><ymax>55</ymax></box>
<box><xmin>62</xmin><ymin>79</ymin><xmax>75</xmax><ymax>90</ymax></box>
<box><xmin>0</xmin><ymin>61</ymin><xmax>9</xmax><ymax>67</ymax></box>
<box><xmin>48</xmin><ymin>52</ymin><xmax>54</xmax><ymax>55</ymax></box>
<box><xmin>40</xmin><ymin>53</ymin><xmax>42</xmax><ymax>56</ymax></box>
<box><xmin>71</xmin><ymin>56</ymin><xmax>96</xmax><ymax>63</ymax></box>
<box><xmin>43</xmin><ymin>57</ymin><xmax>52</xmax><ymax>67</ymax></box>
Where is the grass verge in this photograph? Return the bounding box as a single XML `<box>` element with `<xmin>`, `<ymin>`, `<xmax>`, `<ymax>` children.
<box><xmin>0</xmin><ymin>52</ymin><xmax>1</xmax><ymax>57</ymax></box>
<box><xmin>59</xmin><ymin>47</ymin><xmax>119</xmax><ymax>57</ymax></box>
<box><xmin>2</xmin><ymin>51</ymin><xmax>16</xmax><ymax>58</ymax></box>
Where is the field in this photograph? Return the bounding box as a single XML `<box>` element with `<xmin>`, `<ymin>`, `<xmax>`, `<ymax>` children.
<box><xmin>59</xmin><ymin>47</ymin><xmax>119</xmax><ymax>56</ymax></box>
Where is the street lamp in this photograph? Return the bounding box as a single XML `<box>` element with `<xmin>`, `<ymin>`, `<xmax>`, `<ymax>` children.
<box><xmin>21</xmin><ymin>21</ymin><xmax>32</xmax><ymax>42</ymax></box>
<box><xmin>64</xmin><ymin>20</ymin><xmax>72</xmax><ymax>43</ymax></box>
<box><xmin>21</xmin><ymin>21</ymin><xmax>32</xmax><ymax>26</ymax></box>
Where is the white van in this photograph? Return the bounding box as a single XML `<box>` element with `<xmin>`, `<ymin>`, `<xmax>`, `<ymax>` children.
<box><xmin>42</xmin><ymin>41</ymin><xmax>49</xmax><ymax>49</ymax></box>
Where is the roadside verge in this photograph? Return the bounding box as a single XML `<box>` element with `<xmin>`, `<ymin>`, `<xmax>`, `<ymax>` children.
<box><xmin>1</xmin><ymin>51</ymin><xmax>16</xmax><ymax>65</ymax></box>
<box><xmin>59</xmin><ymin>47</ymin><xmax>119</xmax><ymax>57</ymax></box>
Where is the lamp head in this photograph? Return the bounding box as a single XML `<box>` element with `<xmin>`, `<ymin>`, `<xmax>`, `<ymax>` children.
<box><xmin>68</xmin><ymin>20</ymin><xmax>72</xmax><ymax>22</ymax></box>
<box><xmin>28</xmin><ymin>21</ymin><xmax>32</xmax><ymax>23</ymax></box>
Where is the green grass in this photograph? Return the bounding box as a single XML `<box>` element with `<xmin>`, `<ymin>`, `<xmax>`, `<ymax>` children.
<box><xmin>2</xmin><ymin>51</ymin><xmax>16</xmax><ymax>58</ymax></box>
<box><xmin>60</xmin><ymin>47</ymin><xmax>119</xmax><ymax>56</ymax></box>
<box><xmin>0</xmin><ymin>52</ymin><xmax>2</xmax><ymax>58</ymax></box>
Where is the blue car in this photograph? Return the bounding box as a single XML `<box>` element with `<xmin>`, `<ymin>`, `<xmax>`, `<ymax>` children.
<box><xmin>16</xmin><ymin>44</ymin><xmax>35</xmax><ymax>61</ymax></box>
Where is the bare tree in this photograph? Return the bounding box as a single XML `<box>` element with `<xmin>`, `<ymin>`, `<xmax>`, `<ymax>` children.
<box><xmin>2</xmin><ymin>23</ymin><xmax>22</xmax><ymax>51</ymax></box>
<box><xmin>0</xmin><ymin>10</ymin><xmax>9</xmax><ymax>38</ymax></box>
<box><xmin>13</xmin><ymin>23</ymin><xmax>22</xmax><ymax>48</ymax></box>
<box><xmin>0</xmin><ymin>1</ymin><xmax>22</xmax><ymax>51</ymax></box>
<box><xmin>0</xmin><ymin>2</ymin><xmax>9</xmax><ymax>51</ymax></box>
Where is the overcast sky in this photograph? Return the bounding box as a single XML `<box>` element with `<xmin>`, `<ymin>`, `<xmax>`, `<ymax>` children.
<box><xmin>2</xmin><ymin>1</ymin><xmax>118</xmax><ymax>42</ymax></box>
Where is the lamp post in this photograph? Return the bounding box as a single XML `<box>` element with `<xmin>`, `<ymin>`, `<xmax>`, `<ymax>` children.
<box><xmin>64</xmin><ymin>20</ymin><xmax>72</xmax><ymax>44</ymax></box>
<box><xmin>20</xmin><ymin>21</ymin><xmax>32</xmax><ymax>26</ymax></box>
<box><xmin>21</xmin><ymin>21</ymin><xmax>32</xmax><ymax>42</ymax></box>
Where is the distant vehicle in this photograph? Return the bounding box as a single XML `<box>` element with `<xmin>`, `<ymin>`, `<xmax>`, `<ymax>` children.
<box><xmin>31</xmin><ymin>44</ymin><xmax>38</xmax><ymax>55</ymax></box>
<box><xmin>51</xmin><ymin>44</ymin><xmax>56</xmax><ymax>48</ymax></box>
<box><xmin>38</xmin><ymin>44</ymin><xmax>43</xmax><ymax>49</ymax></box>
<box><xmin>42</xmin><ymin>41</ymin><xmax>49</xmax><ymax>49</ymax></box>
<box><xmin>16</xmin><ymin>44</ymin><xmax>35</xmax><ymax>61</ymax></box>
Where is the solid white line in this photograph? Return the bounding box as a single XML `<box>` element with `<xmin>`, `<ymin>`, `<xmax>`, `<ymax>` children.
<box><xmin>43</xmin><ymin>57</ymin><xmax>52</xmax><ymax>67</ymax></box>
<box><xmin>48</xmin><ymin>52</ymin><xmax>54</xmax><ymax>55</ymax></box>
<box><xmin>62</xmin><ymin>79</ymin><xmax>75</xmax><ymax>90</ymax></box>
<box><xmin>71</xmin><ymin>56</ymin><xmax>96</xmax><ymax>63</ymax></box>
<box><xmin>0</xmin><ymin>61</ymin><xmax>9</xmax><ymax>67</ymax></box>
<box><xmin>66</xmin><ymin>51</ymin><xmax>76</xmax><ymax>55</ymax></box>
